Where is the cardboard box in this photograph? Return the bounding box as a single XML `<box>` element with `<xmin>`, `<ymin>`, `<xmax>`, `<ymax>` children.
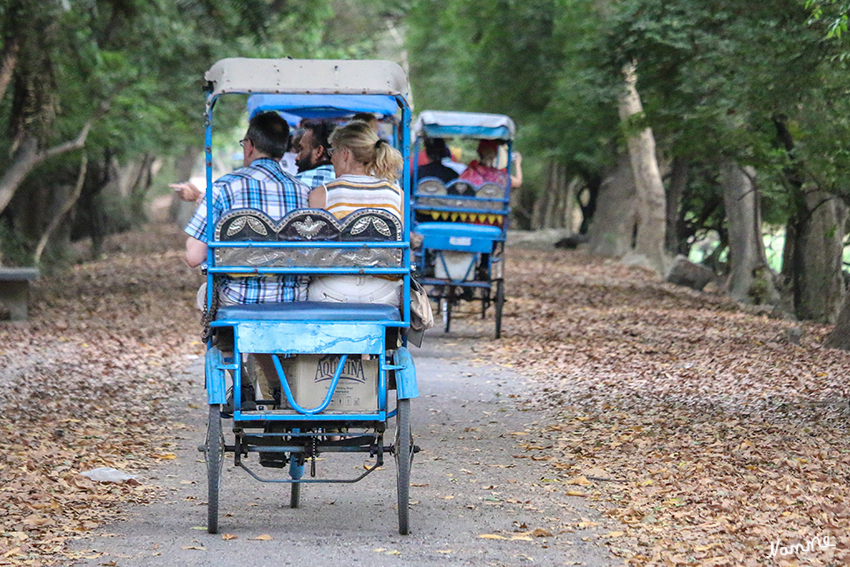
<box><xmin>279</xmin><ymin>354</ymin><xmax>379</xmax><ymax>412</ymax></box>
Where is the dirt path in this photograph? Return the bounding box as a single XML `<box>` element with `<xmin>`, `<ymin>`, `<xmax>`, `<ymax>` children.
<box><xmin>67</xmin><ymin>320</ymin><xmax>618</xmax><ymax>567</ymax></box>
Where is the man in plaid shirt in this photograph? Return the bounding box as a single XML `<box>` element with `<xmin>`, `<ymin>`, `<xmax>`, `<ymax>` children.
<box><xmin>184</xmin><ymin>111</ymin><xmax>310</xmax><ymax>303</ymax></box>
<box><xmin>294</xmin><ymin>119</ymin><xmax>336</xmax><ymax>189</ymax></box>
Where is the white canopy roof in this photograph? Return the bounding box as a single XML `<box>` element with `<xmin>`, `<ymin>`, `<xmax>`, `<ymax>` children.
<box><xmin>205</xmin><ymin>58</ymin><xmax>411</xmax><ymax>102</ymax></box>
<box><xmin>414</xmin><ymin>110</ymin><xmax>516</xmax><ymax>140</ymax></box>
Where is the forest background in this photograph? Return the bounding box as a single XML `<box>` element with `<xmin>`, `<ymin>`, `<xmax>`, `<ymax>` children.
<box><xmin>2</xmin><ymin>0</ymin><xmax>850</xmax><ymax>334</ymax></box>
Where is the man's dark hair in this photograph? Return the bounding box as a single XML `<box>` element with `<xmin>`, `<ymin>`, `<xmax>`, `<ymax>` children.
<box><xmin>246</xmin><ymin>111</ymin><xmax>290</xmax><ymax>158</ymax></box>
<box><xmin>302</xmin><ymin>120</ymin><xmax>335</xmax><ymax>162</ymax></box>
<box><xmin>424</xmin><ymin>137</ymin><xmax>449</xmax><ymax>162</ymax></box>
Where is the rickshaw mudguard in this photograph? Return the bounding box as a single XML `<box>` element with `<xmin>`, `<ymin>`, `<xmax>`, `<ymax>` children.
<box><xmin>234</xmin><ymin>322</ymin><xmax>386</xmax><ymax>355</ymax></box>
<box><xmin>415</xmin><ymin>222</ymin><xmax>503</xmax><ymax>253</ymax></box>
<box><xmin>393</xmin><ymin>347</ymin><xmax>418</xmax><ymax>399</ymax></box>
<box><xmin>205</xmin><ymin>347</ymin><xmax>227</xmax><ymax>405</ymax></box>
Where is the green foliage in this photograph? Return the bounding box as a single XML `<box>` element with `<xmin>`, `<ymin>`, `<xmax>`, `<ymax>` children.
<box><xmin>806</xmin><ymin>0</ymin><xmax>850</xmax><ymax>38</ymax></box>
<box><xmin>405</xmin><ymin>0</ymin><xmax>618</xmax><ymax>186</ymax></box>
<box><xmin>0</xmin><ymin>0</ymin><xmax>408</xmax><ymax>245</ymax></box>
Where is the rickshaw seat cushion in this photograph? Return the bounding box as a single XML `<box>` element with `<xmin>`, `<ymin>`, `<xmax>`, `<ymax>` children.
<box><xmin>215</xmin><ymin>301</ymin><xmax>401</xmax><ymax>323</ymax></box>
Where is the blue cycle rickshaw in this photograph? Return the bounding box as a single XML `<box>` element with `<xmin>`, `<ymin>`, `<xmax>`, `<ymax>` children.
<box><xmin>199</xmin><ymin>58</ymin><xmax>418</xmax><ymax>535</ymax></box>
<box><xmin>411</xmin><ymin>111</ymin><xmax>516</xmax><ymax>339</ymax></box>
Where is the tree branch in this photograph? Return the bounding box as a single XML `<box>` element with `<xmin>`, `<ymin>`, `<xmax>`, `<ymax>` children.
<box><xmin>0</xmin><ymin>95</ymin><xmax>112</xmax><ymax>217</ymax></box>
<box><xmin>34</xmin><ymin>151</ymin><xmax>88</xmax><ymax>264</ymax></box>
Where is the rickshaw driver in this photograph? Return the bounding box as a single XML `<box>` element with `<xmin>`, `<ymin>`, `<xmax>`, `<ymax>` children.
<box><xmin>294</xmin><ymin>119</ymin><xmax>336</xmax><ymax>189</ymax></box>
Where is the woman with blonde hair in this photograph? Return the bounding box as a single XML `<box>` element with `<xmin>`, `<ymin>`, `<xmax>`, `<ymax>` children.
<box><xmin>308</xmin><ymin>119</ymin><xmax>403</xmax><ymax>220</ymax></box>
<box><xmin>307</xmin><ymin>119</ymin><xmax>405</xmax><ymax>305</ymax></box>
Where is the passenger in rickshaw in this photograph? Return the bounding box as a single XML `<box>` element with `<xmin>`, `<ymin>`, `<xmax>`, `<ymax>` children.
<box><xmin>307</xmin><ymin>119</ymin><xmax>405</xmax><ymax>307</ymax></box>
<box><xmin>417</xmin><ymin>137</ymin><xmax>459</xmax><ymax>185</ymax></box>
<box><xmin>458</xmin><ymin>138</ymin><xmax>523</xmax><ymax>189</ymax></box>
<box><xmin>294</xmin><ymin>119</ymin><xmax>336</xmax><ymax>189</ymax></box>
<box><xmin>183</xmin><ymin>111</ymin><xmax>310</xmax><ymax>303</ymax></box>
<box><xmin>181</xmin><ymin>111</ymin><xmax>311</xmax><ymax>410</ymax></box>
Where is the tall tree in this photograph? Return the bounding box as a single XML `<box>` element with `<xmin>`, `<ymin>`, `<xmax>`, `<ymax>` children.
<box><xmin>618</xmin><ymin>62</ymin><xmax>666</xmax><ymax>273</ymax></box>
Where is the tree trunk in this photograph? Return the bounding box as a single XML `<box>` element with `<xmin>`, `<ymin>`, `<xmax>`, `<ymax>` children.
<box><xmin>586</xmin><ymin>153</ymin><xmax>636</xmax><ymax>257</ymax></box>
<box><xmin>543</xmin><ymin>160</ymin><xmax>557</xmax><ymax>228</ymax></box>
<box><xmin>792</xmin><ymin>190</ymin><xmax>846</xmax><ymax>323</ymax></box>
<box><xmin>0</xmin><ymin>37</ymin><xmax>19</xmax><ymax>105</ymax></box>
<box><xmin>578</xmin><ymin>174</ymin><xmax>600</xmax><ymax>235</ymax></box>
<box><xmin>665</xmin><ymin>157</ymin><xmax>688</xmax><ymax>255</ymax></box>
<box><xmin>531</xmin><ymin>180</ymin><xmax>548</xmax><ymax>230</ymax></box>
<box><xmin>618</xmin><ymin>62</ymin><xmax>667</xmax><ymax>273</ymax></box>
<box><xmin>721</xmin><ymin>162</ymin><xmax>776</xmax><ymax>304</ymax></box>
<box><xmin>825</xmin><ymin>295</ymin><xmax>850</xmax><ymax>349</ymax></box>
<box><xmin>564</xmin><ymin>177</ymin><xmax>580</xmax><ymax>233</ymax></box>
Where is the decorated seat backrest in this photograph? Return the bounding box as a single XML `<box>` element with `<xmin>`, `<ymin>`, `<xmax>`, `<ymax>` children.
<box><xmin>213</xmin><ymin>208</ymin><xmax>402</xmax><ymax>269</ymax></box>
<box><xmin>216</xmin><ymin>208</ymin><xmax>400</xmax><ymax>243</ymax></box>
<box><xmin>413</xmin><ymin>177</ymin><xmax>508</xmax><ymax>229</ymax></box>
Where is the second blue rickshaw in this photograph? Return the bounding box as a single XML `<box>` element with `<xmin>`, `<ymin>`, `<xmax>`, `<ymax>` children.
<box><xmin>411</xmin><ymin>110</ymin><xmax>516</xmax><ymax>339</ymax></box>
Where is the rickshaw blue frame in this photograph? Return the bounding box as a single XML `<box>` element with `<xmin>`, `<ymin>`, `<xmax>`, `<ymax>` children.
<box><xmin>199</xmin><ymin>58</ymin><xmax>417</xmax><ymax>534</ymax></box>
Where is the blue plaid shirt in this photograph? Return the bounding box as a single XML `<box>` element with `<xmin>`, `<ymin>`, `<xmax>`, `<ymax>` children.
<box><xmin>295</xmin><ymin>163</ymin><xmax>336</xmax><ymax>189</ymax></box>
<box><xmin>184</xmin><ymin>158</ymin><xmax>310</xmax><ymax>303</ymax></box>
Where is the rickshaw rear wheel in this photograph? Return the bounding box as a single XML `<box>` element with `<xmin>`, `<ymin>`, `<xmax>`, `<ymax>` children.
<box><xmin>395</xmin><ymin>398</ymin><xmax>413</xmax><ymax>535</ymax></box>
<box><xmin>205</xmin><ymin>404</ymin><xmax>224</xmax><ymax>534</ymax></box>
<box><xmin>494</xmin><ymin>280</ymin><xmax>505</xmax><ymax>339</ymax></box>
<box><xmin>441</xmin><ymin>298</ymin><xmax>451</xmax><ymax>333</ymax></box>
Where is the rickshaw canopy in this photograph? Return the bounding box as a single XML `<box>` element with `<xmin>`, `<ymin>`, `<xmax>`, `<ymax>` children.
<box><xmin>414</xmin><ymin>110</ymin><xmax>515</xmax><ymax>140</ymax></box>
<box><xmin>247</xmin><ymin>94</ymin><xmax>402</xmax><ymax>124</ymax></box>
<box><xmin>205</xmin><ymin>58</ymin><xmax>411</xmax><ymax>101</ymax></box>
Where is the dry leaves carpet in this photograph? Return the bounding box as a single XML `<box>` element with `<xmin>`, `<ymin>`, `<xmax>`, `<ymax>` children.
<box><xmin>0</xmin><ymin>223</ymin><xmax>203</xmax><ymax>566</ymax></box>
<box><xmin>2</xmin><ymin>223</ymin><xmax>849</xmax><ymax>567</ymax></box>
<box><xmin>466</xmin><ymin>248</ymin><xmax>850</xmax><ymax>567</ymax></box>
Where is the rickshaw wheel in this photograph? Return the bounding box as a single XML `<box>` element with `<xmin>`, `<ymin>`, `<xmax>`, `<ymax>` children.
<box><xmin>394</xmin><ymin>398</ymin><xmax>413</xmax><ymax>535</ymax></box>
<box><xmin>495</xmin><ymin>279</ymin><xmax>505</xmax><ymax>339</ymax></box>
<box><xmin>441</xmin><ymin>298</ymin><xmax>451</xmax><ymax>333</ymax></box>
<box><xmin>289</xmin><ymin>452</ymin><xmax>305</xmax><ymax>509</ymax></box>
<box><xmin>205</xmin><ymin>404</ymin><xmax>224</xmax><ymax>534</ymax></box>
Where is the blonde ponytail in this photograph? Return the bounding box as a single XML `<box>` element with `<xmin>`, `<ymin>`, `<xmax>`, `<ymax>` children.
<box><xmin>330</xmin><ymin>121</ymin><xmax>403</xmax><ymax>182</ymax></box>
<box><xmin>373</xmin><ymin>139</ymin><xmax>403</xmax><ymax>182</ymax></box>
